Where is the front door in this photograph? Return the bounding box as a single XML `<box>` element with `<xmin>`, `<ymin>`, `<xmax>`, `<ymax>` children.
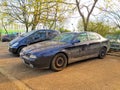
<box><xmin>68</xmin><ymin>32</ymin><xmax>89</xmax><ymax>63</ymax></box>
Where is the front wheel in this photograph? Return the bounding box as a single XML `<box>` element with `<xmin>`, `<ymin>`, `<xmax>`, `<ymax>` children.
<box><xmin>51</xmin><ymin>53</ymin><xmax>67</xmax><ymax>72</ymax></box>
<box><xmin>98</xmin><ymin>47</ymin><xmax>107</xmax><ymax>59</ymax></box>
<box><xmin>17</xmin><ymin>46</ymin><xmax>25</xmax><ymax>56</ymax></box>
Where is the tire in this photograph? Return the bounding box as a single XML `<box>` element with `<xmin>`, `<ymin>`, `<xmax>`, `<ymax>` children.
<box><xmin>2</xmin><ymin>39</ymin><xmax>6</xmax><ymax>42</ymax></box>
<box><xmin>98</xmin><ymin>47</ymin><xmax>107</xmax><ymax>59</ymax></box>
<box><xmin>51</xmin><ymin>53</ymin><xmax>67</xmax><ymax>72</ymax></box>
<box><xmin>17</xmin><ymin>46</ymin><xmax>25</xmax><ymax>56</ymax></box>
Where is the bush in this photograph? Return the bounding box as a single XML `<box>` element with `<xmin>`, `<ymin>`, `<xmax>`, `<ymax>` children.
<box><xmin>58</xmin><ymin>28</ymin><xmax>71</xmax><ymax>33</ymax></box>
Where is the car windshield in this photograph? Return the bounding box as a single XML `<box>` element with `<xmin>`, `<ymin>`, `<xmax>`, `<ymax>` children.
<box><xmin>52</xmin><ymin>33</ymin><xmax>76</xmax><ymax>43</ymax></box>
<box><xmin>20</xmin><ymin>30</ymin><xmax>36</xmax><ymax>37</ymax></box>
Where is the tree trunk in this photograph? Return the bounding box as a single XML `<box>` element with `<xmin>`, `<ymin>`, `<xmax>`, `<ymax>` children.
<box><xmin>76</xmin><ymin>0</ymin><xmax>98</xmax><ymax>32</ymax></box>
<box><xmin>3</xmin><ymin>25</ymin><xmax>8</xmax><ymax>34</ymax></box>
<box><xmin>25</xmin><ymin>25</ymin><xmax>29</xmax><ymax>32</ymax></box>
<box><xmin>84</xmin><ymin>22</ymin><xmax>88</xmax><ymax>31</ymax></box>
<box><xmin>31</xmin><ymin>24</ymin><xmax>37</xmax><ymax>30</ymax></box>
<box><xmin>1</xmin><ymin>20</ymin><xmax>8</xmax><ymax>34</ymax></box>
<box><xmin>0</xmin><ymin>32</ymin><xmax>1</xmax><ymax>41</ymax></box>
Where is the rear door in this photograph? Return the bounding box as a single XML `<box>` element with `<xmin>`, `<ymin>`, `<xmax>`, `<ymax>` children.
<box><xmin>28</xmin><ymin>30</ymin><xmax>46</xmax><ymax>44</ymax></box>
<box><xmin>87</xmin><ymin>32</ymin><xmax>101</xmax><ymax>56</ymax></box>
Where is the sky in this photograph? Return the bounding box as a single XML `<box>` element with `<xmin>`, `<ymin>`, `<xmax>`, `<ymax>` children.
<box><xmin>64</xmin><ymin>0</ymin><xmax>119</xmax><ymax>31</ymax></box>
<box><xmin>64</xmin><ymin>0</ymin><xmax>101</xmax><ymax>31</ymax></box>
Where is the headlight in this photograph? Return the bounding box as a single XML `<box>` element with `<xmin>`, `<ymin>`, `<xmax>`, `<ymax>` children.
<box><xmin>12</xmin><ymin>42</ymin><xmax>19</xmax><ymax>47</ymax></box>
<box><xmin>30</xmin><ymin>55</ymin><xmax>37</xmax><ymax>59</ymax></box>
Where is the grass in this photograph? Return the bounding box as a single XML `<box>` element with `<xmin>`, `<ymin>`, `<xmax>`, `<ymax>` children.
<box><xmin>0</xmin><ymin>29</ymin><xmax>25</xmax><ymax>34</ymax></box>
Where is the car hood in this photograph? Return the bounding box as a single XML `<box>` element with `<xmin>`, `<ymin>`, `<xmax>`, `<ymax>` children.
<box><xmin>22</xmin><ymin>41</ymin><xmax>67</xmax><ymax>54</ymax></box>
<box><xmin>9</xmin><ymin>36</ymin><xmax>25</xmax><ymax>45</ymax></box>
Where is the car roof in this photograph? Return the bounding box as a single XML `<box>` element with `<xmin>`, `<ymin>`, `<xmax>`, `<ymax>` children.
<box><xmin>63</xmin><ymin>31</ymin><xmax>98</xmax><ymax>34</ymax></box>
<box><xmin>36</xmin><ymin>29</ymin><xmax>58</xmax><ymax>32</ymax></box>
<box><xmin>33</xmin><ymin>29</ymin><xmax>60</xmax><ymax>34</ymax></box>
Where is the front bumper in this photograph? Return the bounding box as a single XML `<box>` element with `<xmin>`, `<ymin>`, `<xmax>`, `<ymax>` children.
<box><xmin>9</xmin><ymin>47</ymin><xmax>18</xmax><ymax>54</ymax></box>
<box><xmin>21</xmin><ymin>55</ymin><xmax>52</xmax><ymax>69</ymax></box>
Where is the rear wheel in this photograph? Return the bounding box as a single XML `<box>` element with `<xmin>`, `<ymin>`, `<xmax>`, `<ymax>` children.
<box><xmin>99</xmin><ymin>47</ymin><xmax>107</xmax><ymax>59</ymax></box>
<box><xmin>51</xmin><ymin>53</ymin><xmax>67</xmax><ymax>72</ymax></box>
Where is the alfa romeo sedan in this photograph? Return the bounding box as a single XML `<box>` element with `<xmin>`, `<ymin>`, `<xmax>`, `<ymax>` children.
<box><xmin>20</xmin><ymin>32</ymin><xmax>110</xmax><ymax>71</ymax></box>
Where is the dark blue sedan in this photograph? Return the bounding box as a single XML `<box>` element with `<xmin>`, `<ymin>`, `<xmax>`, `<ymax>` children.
<box><xmin>20</xmin><ymin>32</ymin><xmax>110</xmax><ymax>71</ymax></box>
<box><xmin>9</xmin><ymin>29</ymin><xmax>60</xmax><ymax>55</ymax></box>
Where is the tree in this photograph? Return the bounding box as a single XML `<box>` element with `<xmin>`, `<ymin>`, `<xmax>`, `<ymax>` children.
<box><xmin>59</xmin><ymin>27</ymin><xmax>70</xmax><ymax>33</ymax></box>
<box><xmin>0</xmin><ymin>1</ymin><xmax>14</xmax><ymax>34</ymax></box>
<box><xmin>76</xmin><ymin>0</ymin><xmax>98</xmax><ymax>31</ymax></box>
<box><xmin>104</xmin><ymin>7</ymin><xmax>120</xmax><ymax>29</ymax></box>
<box><xmin>77</xmin><ymin>20</ymin><xmax>113</xmax><ymax>36</ymax></box>
<box><xmin>40</xmin><ymin>0</ymin><xmax>73</xmax><ymax>30</ymax></box>
<box><xmin>87</xmin><ymin>21</ymin><xmax>111</xmax><ymax>36</ymax></box>
<box><xmin>96</xmin><ymin>0</ymin><xmax>120</xmax><ymax>29</ymax></box>
<box><xmin>0</xmin><ymin>0</ymin><xmax>32</xmax><ymax>32</ymax></box>
<box><xmin>0</xmin><ymin>0</ymin><xmax>71</xmax><ymax>32</ymax></box>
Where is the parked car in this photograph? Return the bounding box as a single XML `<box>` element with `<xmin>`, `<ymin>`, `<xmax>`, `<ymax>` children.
<box><xmin>9</xmin><ymin>29</ymin><xmax>60</xmax><ymax>55</ymax></box>
<box><xmin>106</xmin><ymin>34</ymin><xmax>120</xmax><ymax>50</ymax></box>
<box><xmin>2</xmin><ymin>33</ymin><xmax>18</xmax><ymax>42</ymax></box>
<box><xmin>20</xmin><ymin>32</ymin><xmax>110</xmax><ymax>71</ymax></box>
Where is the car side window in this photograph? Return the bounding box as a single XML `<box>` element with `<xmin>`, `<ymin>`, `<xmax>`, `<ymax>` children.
<box><xmin>88</xmin><ymin>32</ymin><xmax>100</xmax><ymax>40</ymax></box>
<box><xmin>29</xmin><ymin>31</ymin><xmax>46</xmax><ymax>41</ymax></box>
<box><xmin>38</xmin><ymin>31</ymin><xmax>46</xmax><ymax>40</ymax></box>
<box><xmin>76</xmin><ymin>33</ymin><xmax>88</xmax><ymax>42</ymax></box>
<box><xmin>47</xmin><ymin>31</ymin><xmax>58</xmax><ymax>39</ymax></box>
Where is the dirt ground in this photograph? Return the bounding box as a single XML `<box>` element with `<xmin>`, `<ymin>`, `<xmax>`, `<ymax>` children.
<box><xmin>0</xmin><ymin>73</ymin><xmax>18</xmax><ymax>90</ymax></box>
<box><xmin>0</xmin><ymin>42</ymin><xmax>120</xmax><ymax>90</ymax></box>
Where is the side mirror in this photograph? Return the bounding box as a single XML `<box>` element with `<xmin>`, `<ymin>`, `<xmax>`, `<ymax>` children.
<box><xmin>72</xmin><ymin>39</ymin><xmax>80</xmax><ymax>44</ymax></box>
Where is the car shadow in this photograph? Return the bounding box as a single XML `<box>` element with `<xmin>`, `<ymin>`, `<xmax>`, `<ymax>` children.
<box><xmin>11</xmin><ymin>57</ymin><xmax>99</xmax><ymax>80</ymax></box>
<box><xmin>0</xmin><ymin>53</ymin><xmax>18</xmax><ymax>59</ymax></box>
<box><xmin>67</xmin><ymin>57</ymin><xmax>99</xmax><ymax>67</ymax></box>
<box><xmin>0</xmin><ymin>52</ymin><xmax>100</xmax><ymax>82</ymax></box>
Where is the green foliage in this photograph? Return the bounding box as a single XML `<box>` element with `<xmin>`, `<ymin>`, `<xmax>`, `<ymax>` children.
<box><xmin>58</xmin><ymin>28</ymin><xmax>71</xmax><ymax>33</ymax></box>
<box><xmin>0</xmin><ymin>29</ymin><xmax>24</xmax><ymax>34</ymax></box>
<box><xmin>77</xmin><ymin>20</ymin><xmax>116</xmax><ymax>36</ymax></box>
<box><xmin>87</xmin><ymin>21</ymin><xmax>112</xmax><ymax>36</ymax></box>
<box><xmin>112</xmin><ymin>30</ymin><xmax>120</xmax><ymax>35</ymax></box>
